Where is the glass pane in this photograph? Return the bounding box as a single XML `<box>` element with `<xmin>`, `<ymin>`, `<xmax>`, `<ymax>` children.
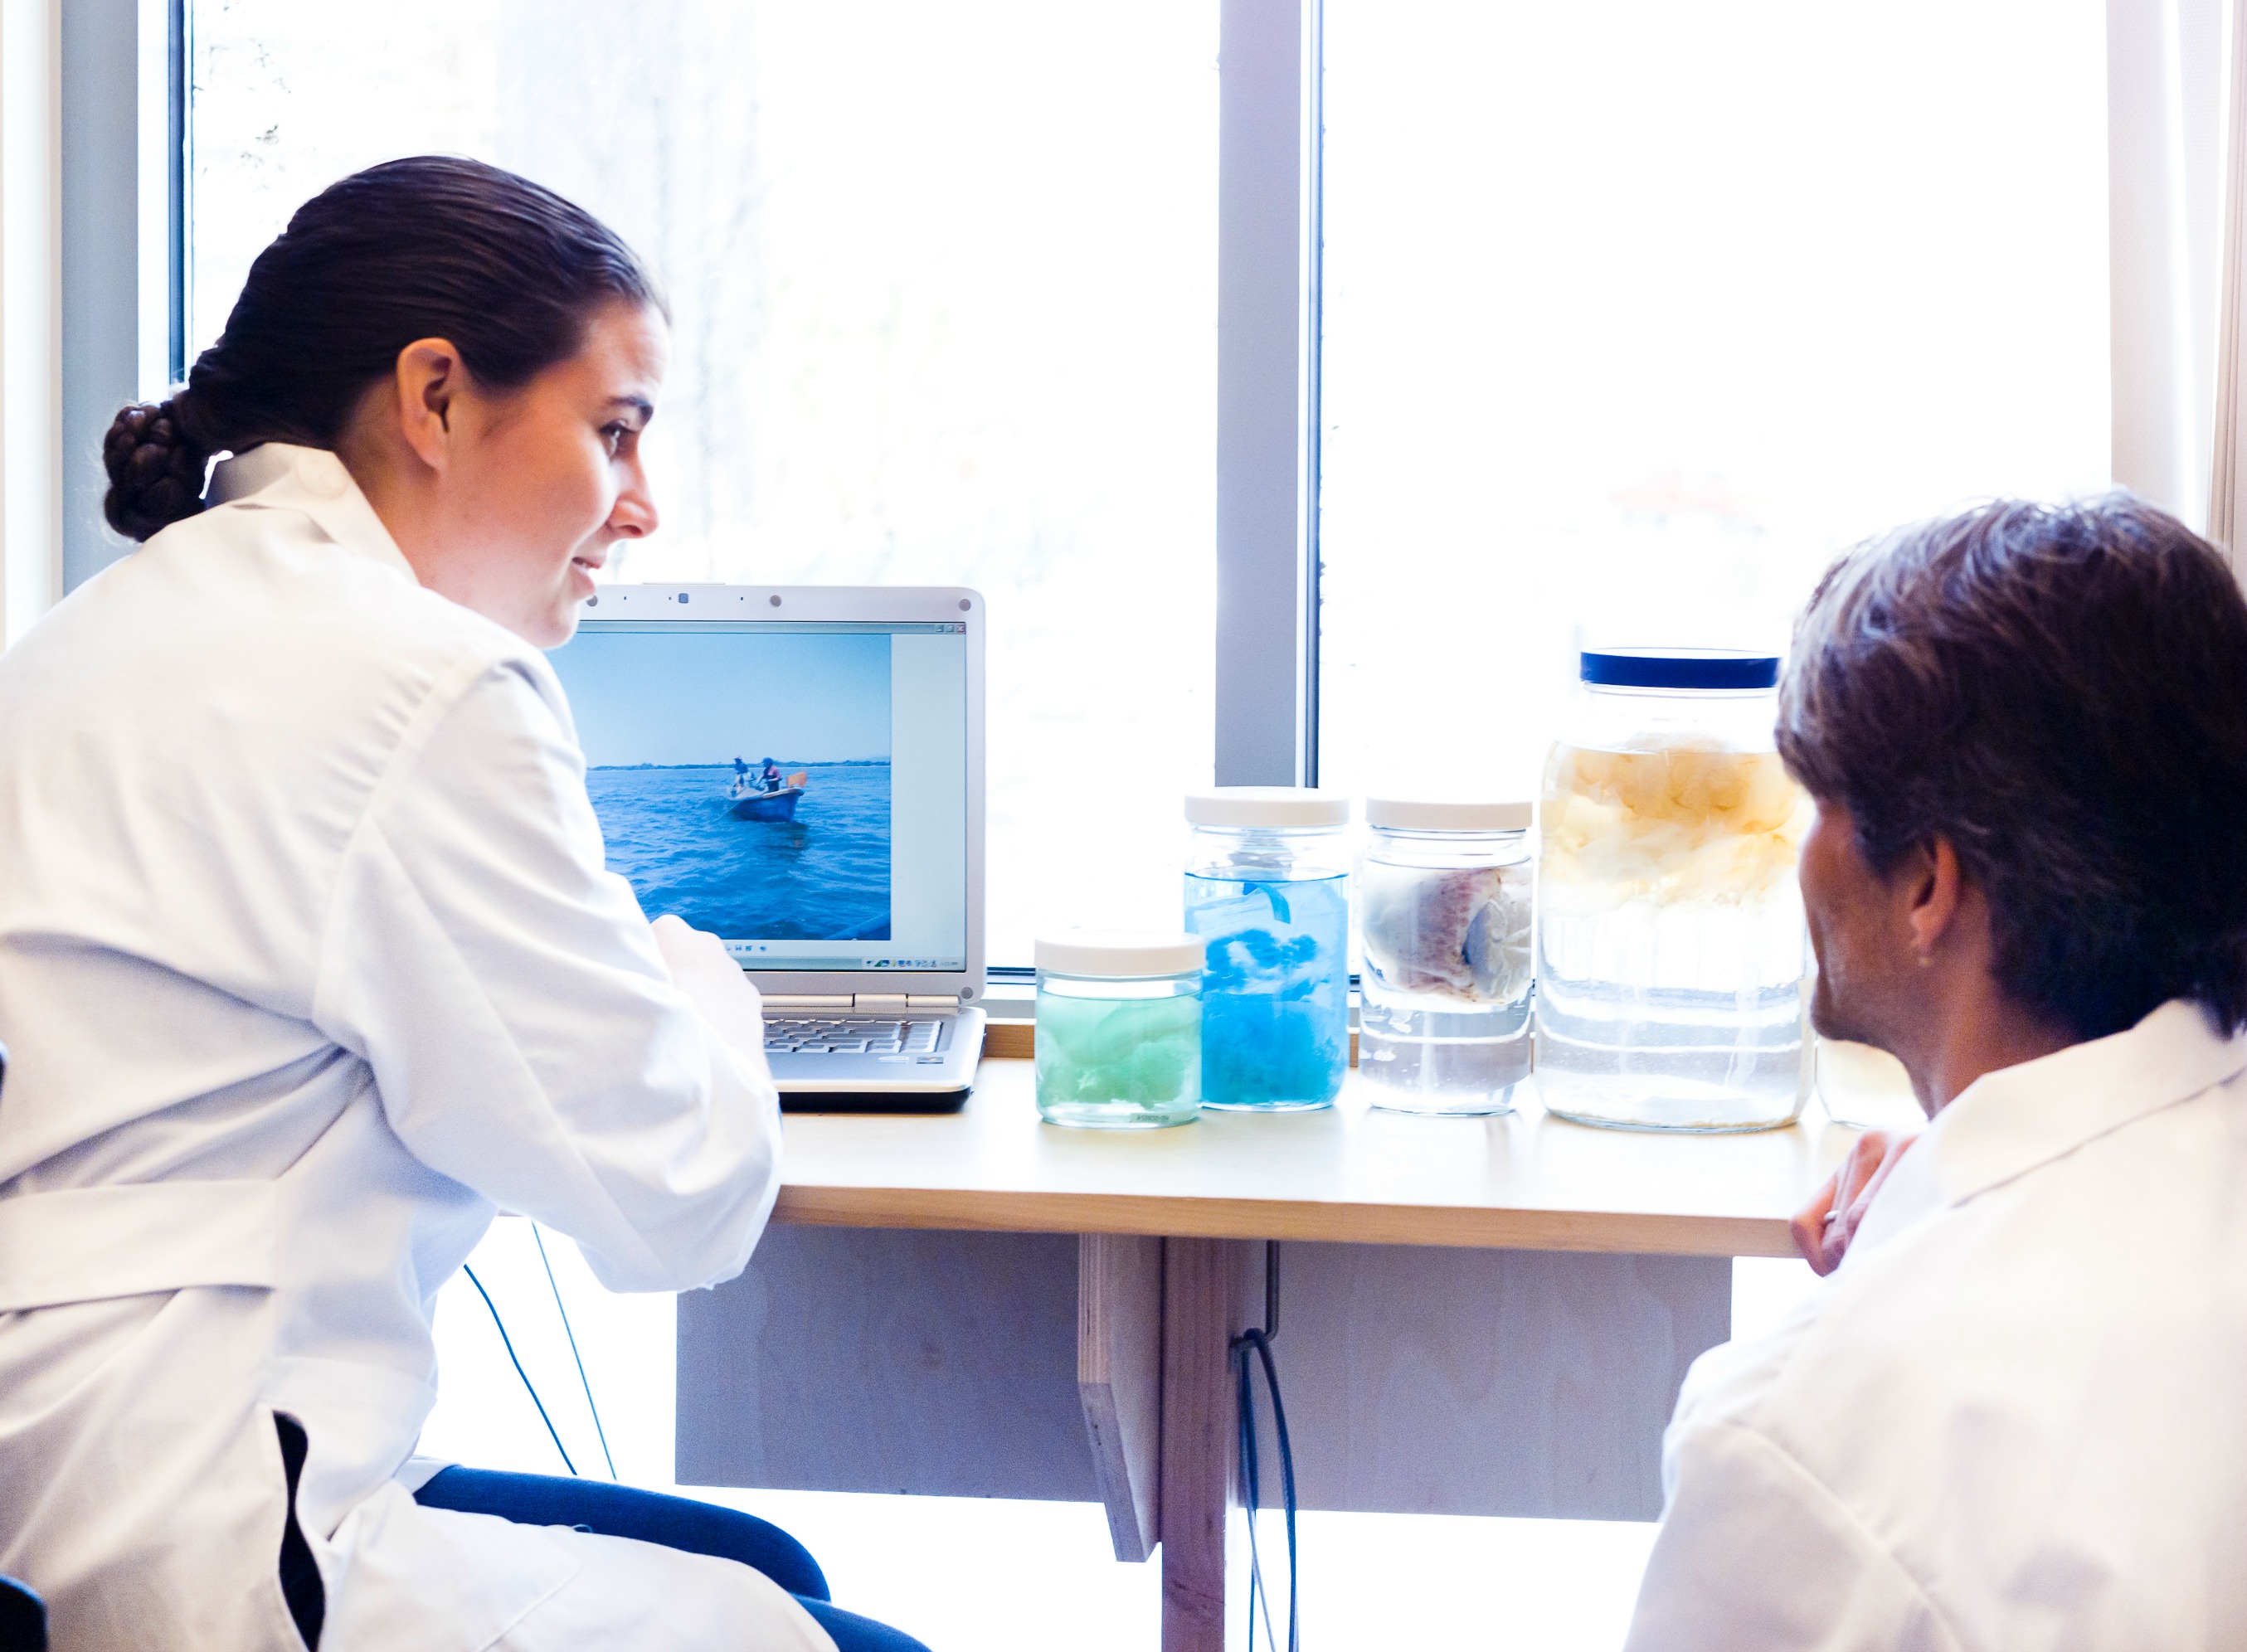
<box><xmin>190</xmin><ymin>2</ymin><xmax>1219</xmax><ymax>964</ymax></box>
<box><xmin>1317</xmin><ymin>0</ymin><xmax>2110</xmax><ymax>804</ymax></box>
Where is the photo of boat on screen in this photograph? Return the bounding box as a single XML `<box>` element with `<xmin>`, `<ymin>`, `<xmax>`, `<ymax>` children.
<box><xmin>549</xmin><ymin>628</ymin><xmax>892</xmax><ymax>942</ymax></box>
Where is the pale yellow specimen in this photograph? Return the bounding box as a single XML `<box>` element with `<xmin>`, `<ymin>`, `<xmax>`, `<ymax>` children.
<box><xmin>1540</xmin><ymin>741</ymin><xmax>1812</xmax><ymax>910</ymax></box>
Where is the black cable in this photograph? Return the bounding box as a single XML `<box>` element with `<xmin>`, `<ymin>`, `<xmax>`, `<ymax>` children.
<box><xmin>462</xmin><ymin>1263</ymin><xmax>577</xmax><ymax>1477</ymax></box>
<box><xmin>1238</xmin><ymin>1344</ymin><xmax>1277</xmax><ymax>1652</ymax></box>
<box><xmin>1243</xmin><ymin>1329</ymin><xmax>1298</xmax><ymax>1652</ymax></box>
<box><xmin>533</xmin><ymin>1225</ymin><xmax>617</xmax><ymax>1480</ymax></box>
<box><xmin>1234</xmin><ymin>1241</ymin><xmax>1298</xmax><ymax>1652</ymax></box>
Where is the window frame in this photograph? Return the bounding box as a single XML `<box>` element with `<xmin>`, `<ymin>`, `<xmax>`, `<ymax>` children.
<box><xmin>143</xmin><ymin>0</ymin><xmax>1331</xmax><ymax>993</ymax></box>
<box><xmin>32</xmin><ymin>1</ymin><xmax>2235</xmax><ymax>940</ymax></box>
<box><xmin>143</xmin><ymin>2</ymin><xmax>1330</xmax><ymax>799</ymax></box>
<box><xmin>0</xmin><ymin>0</ymin><xmax>64</xmax><ymax>648</ymax></box>
<box><xmin>1214</xmin><ymin>0</ymin><xmax>1325</xmax><ymax>790</ymax></box>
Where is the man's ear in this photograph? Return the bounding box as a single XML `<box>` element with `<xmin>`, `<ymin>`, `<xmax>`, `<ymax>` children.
<box><xmin>391</xmin><ymin>338</ymin><xmax>464</xmax><ymax>472</ymax></box>
<box><xmin>1905</xmin><ymin>836</ymin><xmax>1967</xmax><ymax>964</ymax></box>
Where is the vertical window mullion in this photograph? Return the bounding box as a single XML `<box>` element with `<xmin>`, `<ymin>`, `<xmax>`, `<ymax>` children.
<box><xmin>59</xmin><ymin>0</ymin><xmax>170</xmax><ymax>594</ymax></box>
<box><xmin>167</xmin><ymin>0</ymin><xmax>187</xmax><ymax>389</ymax></box>
<box><xmin>1215</xmin><ymin>0</ymin><xmax>1321</xmax><ymax>788</ymax></box>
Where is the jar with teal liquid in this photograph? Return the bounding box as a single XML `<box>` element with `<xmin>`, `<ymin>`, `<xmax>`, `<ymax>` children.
<box><xmin>1184</xmin><ymin>789</ymin><xmax>1352</xmax><ymax>1111</ymax></box>
<box><xmin>1034</xmin><ymin>932</ymin><xmax>1203</xmax><ymax>1129</ymax></box>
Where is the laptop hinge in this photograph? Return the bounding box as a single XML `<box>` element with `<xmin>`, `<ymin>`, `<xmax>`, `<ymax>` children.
<box><xmin>761</xmin><ymin>993</ymin><xmax>961</xmax><ymax>1011</ymax></box>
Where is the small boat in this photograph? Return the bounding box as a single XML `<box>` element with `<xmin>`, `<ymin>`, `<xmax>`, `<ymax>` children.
<box><xmin>728</xmin><ymin>785</ymin><xmax>803</xmax><ymax>822</ymax></box>
<box><xmin>727</xmin><ymin>770</ymin><xmax>809</xmax><ymax>822</ymax></box>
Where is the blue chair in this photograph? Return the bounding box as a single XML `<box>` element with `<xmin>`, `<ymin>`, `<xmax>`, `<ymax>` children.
<box><xmin>0</xmin><ymin>1575</ymin><xmax>45</xmax><ymax>1652</ymax></box>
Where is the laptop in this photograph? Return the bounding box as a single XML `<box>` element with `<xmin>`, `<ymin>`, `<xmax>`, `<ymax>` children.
<box><xmin>549</xmin><ymin>584</ymin><xmax>987</xmax><ymax>1112</ymax></box>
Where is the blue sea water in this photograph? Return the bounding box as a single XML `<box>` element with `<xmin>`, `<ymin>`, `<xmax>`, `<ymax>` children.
<box><xmin>586</xmin><ymin>763</ymin><xmax>892</xmax><ymax>940</ymax></box>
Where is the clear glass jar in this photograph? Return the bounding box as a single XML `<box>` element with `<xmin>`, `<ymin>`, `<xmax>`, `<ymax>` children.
<box><xmin>1358</xmin><ymin>799</ymin><xmax>1535</xmax><ymax>1115</ymax></box>
<box><xmin>1184</xmin><ymin>789</ymin><xmax>1352</xmax><ymax>1111</ymax></box>
<box><xmin>1034</xmin><ymin>932</ymin><xmax>1203</xmax><ymax>1129</ymax></box>
<box><xmin>1817</xmin><ymin>1037</ymin><xmax>1924</xmax><ymax>1131</ymax></box>
<box><xmin>1534</xmin><ymin>649</ymin><xmax>1812</xmax><ymax>1132</ymax></box>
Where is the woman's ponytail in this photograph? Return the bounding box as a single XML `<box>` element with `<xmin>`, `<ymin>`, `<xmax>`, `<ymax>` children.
<box><xmin>102</xmin><ymin>399</ymin><xmax>214</xmax><ymax>542</ymax></box>
<box><xmin>100</xmin><ymin>155</ymin><xmax>661</xmax><ymax>546</ymax></box>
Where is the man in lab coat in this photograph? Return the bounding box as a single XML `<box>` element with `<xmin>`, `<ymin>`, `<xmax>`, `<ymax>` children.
<box><xmin>1624</xmin><ymin>494</ymin><xmax>2247</xmax><ymax>1650</ymax></box>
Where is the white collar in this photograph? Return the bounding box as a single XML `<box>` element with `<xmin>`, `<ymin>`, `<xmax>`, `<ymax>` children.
<box><xmin>1928</xmin><ymin>998</ymin><xmax>2247</xmax><ymax>1206</ymax></box>
<box><xmin>1850</xmin><ymin>999</ymin><xmax>2247</xmax><ymax>1261</ymax></box>
<box><xmin>203</xmin><ymin>443</ymin><xmax>418</xmax><ymax>583</ymax></box>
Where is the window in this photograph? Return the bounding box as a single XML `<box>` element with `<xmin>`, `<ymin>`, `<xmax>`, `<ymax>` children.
<box><xmin>183</xmin><ymin>3</ymin><xmax>2133</xmax><ymax>956</ymax></box>
<box><xmin>1316</xmin><ymin>0</ymin><xmax>2112</xmax><ymax>804</ymax></box>
<box><xmin>189</xmin><ymin>1</ymin><xmax>1218</xmax><ymax>964</ymax></box>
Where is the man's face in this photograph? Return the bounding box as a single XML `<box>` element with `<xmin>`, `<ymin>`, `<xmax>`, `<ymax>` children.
<box><xmin>1797</xmin><ymin>798</ymin><xmax>1915</xmax><ymax>1051</ymax></box>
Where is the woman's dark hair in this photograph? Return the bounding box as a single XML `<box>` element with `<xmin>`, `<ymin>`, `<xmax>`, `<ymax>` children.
<box><xmin>1778</xmin><ymin>493</ymin><xmax>2247</xmax><ymax>1040</ymax></box>
<box><xmin>102</xmin><ymin>155</ymin><xmax>662</xmax><ymax>541</ymax></box>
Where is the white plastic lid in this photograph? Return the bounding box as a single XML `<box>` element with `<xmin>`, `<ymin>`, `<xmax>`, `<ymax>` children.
<box><xmin>1035</xmin><ymin>930</ymin><xmax>1204</xmax><ymax>978</ymax></box>
<box><xmin>1183</xmin><ymin>787</ymin><xmax>1350</xmax><ymax>828</ymax></box>
<box><xmin>1366</xmin><ymin>797</ymin><xmax>1534</xmax><ymax>832</ymax></box>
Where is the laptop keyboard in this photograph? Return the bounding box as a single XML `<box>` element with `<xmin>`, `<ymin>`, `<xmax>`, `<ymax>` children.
<box><xmin>764</xmin><ymin>1017</ymin><xmax>946</xmax><ymax>1057</ymax></box>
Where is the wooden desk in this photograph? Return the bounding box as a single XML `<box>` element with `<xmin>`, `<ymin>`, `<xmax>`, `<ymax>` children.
<box><xmin>774</xmin><ymin>1057</ymin><xmax>1822</xmax><ymax>1256</ymax></box>
<box><xmin>678</xmin><ymin>1059</ymin><xmax>1851</xmax><ymax>1652</ymax></box>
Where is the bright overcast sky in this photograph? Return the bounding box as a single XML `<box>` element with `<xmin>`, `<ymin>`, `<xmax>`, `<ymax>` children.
<box><xmin>552</xmin><ymin>629</ymin><xmax>892</xmax><ymax>768</ymax></box>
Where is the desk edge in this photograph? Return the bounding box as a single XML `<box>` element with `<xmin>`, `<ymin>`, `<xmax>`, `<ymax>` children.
<box><xmin>771</xmin><ymin>1186</ymin><xmax>1798</xmax><ymax>1257</ymax></box>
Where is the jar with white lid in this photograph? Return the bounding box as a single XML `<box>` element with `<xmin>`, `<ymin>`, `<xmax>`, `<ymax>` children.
<box><xmin>1184</xmin><ymin>788</ymin><xmax>1351</xmax><ymax>1111</ymax></box>
<box><xmin>1358</xmin><ymin>798</ymin><xmax>1534</xmax><ymax>1114</ymax></box>
<box><xmin>1035</xmin><ymin>931</ymin><xmax>1203</xmax><ymax>1129</ymax></box>
<box><xmin>1534</xmin><ymin>649</ymin><xmax>1812</xmax><ymax>1132</ymax></box>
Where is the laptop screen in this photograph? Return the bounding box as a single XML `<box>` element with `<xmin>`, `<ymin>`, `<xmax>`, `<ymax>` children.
<box><xmin>548</xmin><ymin>618</ymin><xmax>970</xmax><ymax>974</ymax></box>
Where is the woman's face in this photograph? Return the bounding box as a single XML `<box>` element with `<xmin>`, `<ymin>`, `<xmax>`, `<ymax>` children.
<box><xmin>435</xmin><ymin>299</ymin><xmax>669</xmax><ymax>647</ymax></box>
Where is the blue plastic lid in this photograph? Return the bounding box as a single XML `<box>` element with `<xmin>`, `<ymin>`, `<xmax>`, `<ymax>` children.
<box><xmin>1579</xmin><ymin>649</ymin><xmax>1780</xmax><ymax>690</ymax></box>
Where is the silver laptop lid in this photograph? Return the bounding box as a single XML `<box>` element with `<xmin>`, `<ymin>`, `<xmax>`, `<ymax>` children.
<box><xmin>549</xmin><ymin>584</ymin><xmax>985</xmax><ymax>1004</ymax></box>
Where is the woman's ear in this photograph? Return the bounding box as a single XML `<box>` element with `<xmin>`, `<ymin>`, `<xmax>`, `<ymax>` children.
<box><xmin>1905</xmin><ymin>835</ymin><xmax>1967</xmax><ymax>964</ymax></box>
<box><xmin>391</xmin><ymin>338</ymin><xmax>464</xmax><ymax>472</ymax></box>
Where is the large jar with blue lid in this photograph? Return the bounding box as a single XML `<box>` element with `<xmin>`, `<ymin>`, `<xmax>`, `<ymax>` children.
<box><xmin>1534</xmin><ymin>649</ymin><xmax>1812</xmax><ymax>1132</ymax></box>
<box><xmin>1184</xmin><ymin>788</ymin><xmax>1351</xmax><ymax>1110</ymax></box>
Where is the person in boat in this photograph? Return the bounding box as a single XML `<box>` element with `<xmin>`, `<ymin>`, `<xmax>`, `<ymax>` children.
<box><xmin>734</xmin><ymin>756</ymin><xmax>749</xmax><ymax>780</ymax></box>
<box><xmin>761</xmin><ymin>757</ymin><xmax>783</xmax><ymax>792</ymax></box>
<box><xmin>0</xmin><ymin>156</ymin><xmax>922</xmax><ymax>1652</ymax></box>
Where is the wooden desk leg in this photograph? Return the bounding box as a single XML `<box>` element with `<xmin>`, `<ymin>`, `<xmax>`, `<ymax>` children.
<box><xmin>1160</xmin><ymin>1237</ymin><xmax>1247</xmax><ymax>1652</ymax></box>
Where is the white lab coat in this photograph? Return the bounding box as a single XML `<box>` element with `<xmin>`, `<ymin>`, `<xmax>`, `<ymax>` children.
<box><xmin>0</xmin><ymin>445</ymin><xmax>833</xmax><ymax>1651</ymax></box>
<box><xmin>1625</xmin><ymin>998</ymin><xmax>2247</xmax><ymax>1651</ymax></box>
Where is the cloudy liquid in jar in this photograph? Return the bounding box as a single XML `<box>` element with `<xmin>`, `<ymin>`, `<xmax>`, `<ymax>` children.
<box><xmin>1035</xmin><ymin>983</ymin><xmax>1202</xmax><ymax>1130</ymax></box>
<box><xmin>1534</xmin><ymin>741</ymin><xmax>1812</xmax><ymax>1130</ymax></box>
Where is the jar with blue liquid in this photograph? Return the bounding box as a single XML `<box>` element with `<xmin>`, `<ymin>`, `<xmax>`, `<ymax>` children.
<box><xmin>1184</xmin><ymin>789</ymin><xmax>1352</xmax><ymax>1111</ymax></box>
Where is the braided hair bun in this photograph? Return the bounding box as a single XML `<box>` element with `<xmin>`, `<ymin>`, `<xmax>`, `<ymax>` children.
<box><xmin>102</xmin><ymin>400</ymin><xmax>212</xmax><ymax>542</ymax></box>
<box><xmin>97</xmin><ymin>157</ymin><xmax>660</xmax><ymax>548</ymax></box>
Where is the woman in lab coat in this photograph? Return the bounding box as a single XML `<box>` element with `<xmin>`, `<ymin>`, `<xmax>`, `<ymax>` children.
<box><xmin>0</xmin><ymin>158</ymin><xmax>921</xmax><ymax>1652</ymax></box>
<box><xmin>1622</xmin><ymin>496</ymin><xmax>2247</xmax><ymax>1650</ymax></box>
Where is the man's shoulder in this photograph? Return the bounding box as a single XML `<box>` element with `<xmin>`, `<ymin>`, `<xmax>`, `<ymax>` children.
<box><xmin>1748</xmin><ymin>1141</ymin><xmax>2227</xmax><ymax>1426</ymax></box>
<box><xmin>1692</xmin><ymin>1114</ymin><xmax>2247</xmax><ymax>1572</ymax></box>
<box><xmin>1753</xmin><ymin>1086</ymin><xmax>2247</xmax><ymax>1397</ymax></box>
<box><xmin>1667</xmin><ymin>1271</ymin><xmax>1831</xmax><ymax>1444</ymax></box>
